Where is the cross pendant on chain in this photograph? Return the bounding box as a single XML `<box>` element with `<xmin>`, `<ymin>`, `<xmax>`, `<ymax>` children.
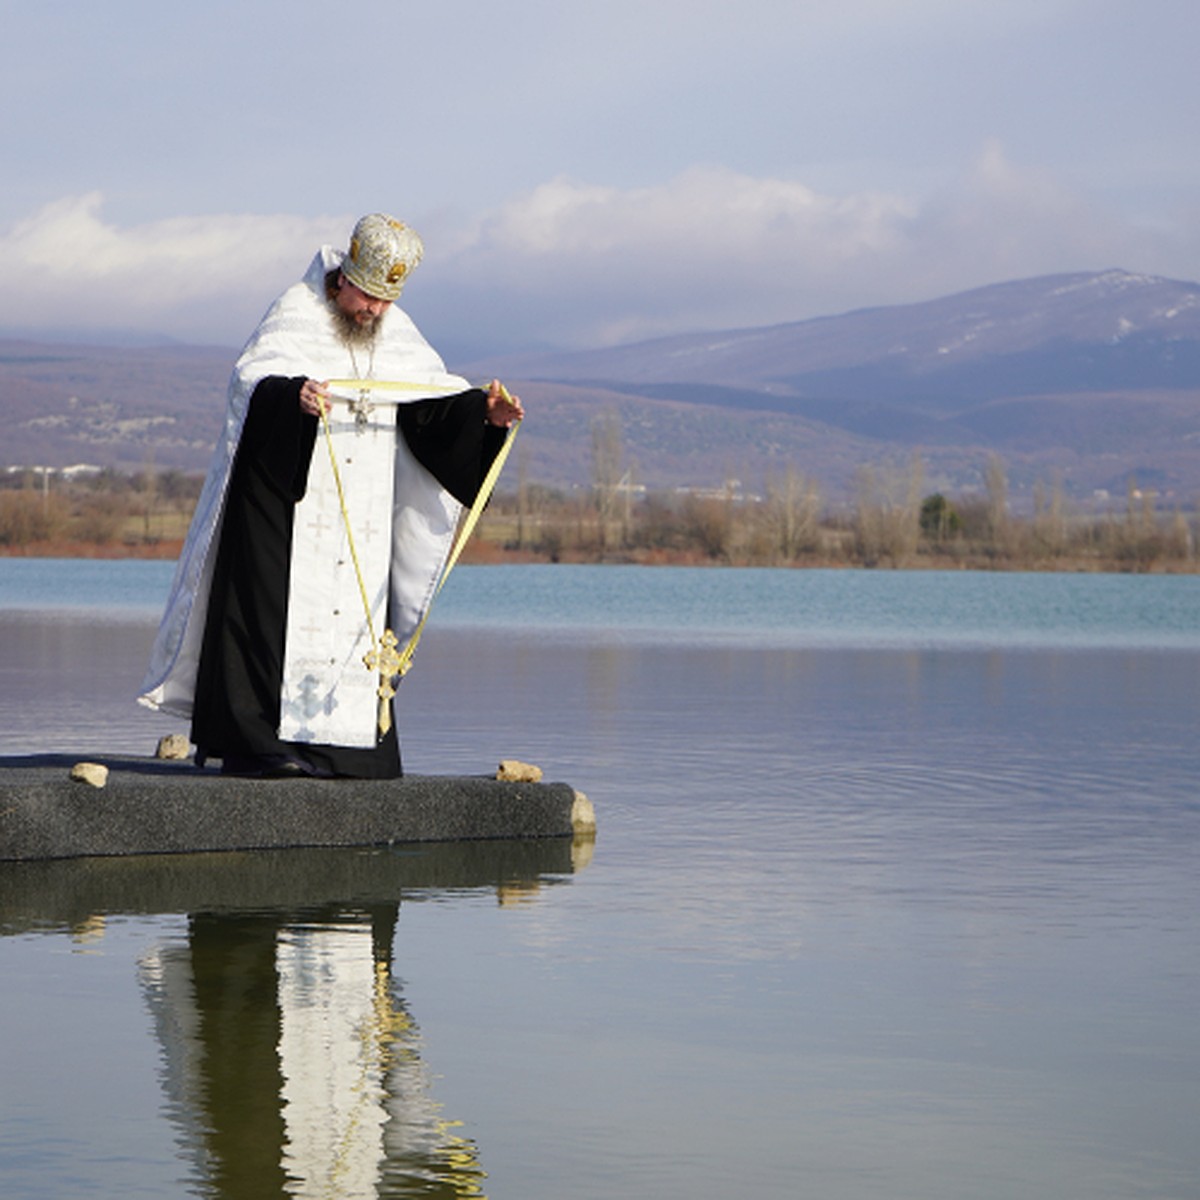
<box><xmin>349</xmin><ymin>387</ymin><xmax>374</xmax><ymax>432</ymax></box>
<box><xmin>364</xmin><ymin>628</ymin><xmax>405</xmax><ymax>733</ymax></box>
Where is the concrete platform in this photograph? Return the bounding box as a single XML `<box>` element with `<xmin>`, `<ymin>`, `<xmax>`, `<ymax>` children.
<box><xmin>0</xmin><ymin>754</ymin><xmax>595</xmax><ymax>862</ymax></box>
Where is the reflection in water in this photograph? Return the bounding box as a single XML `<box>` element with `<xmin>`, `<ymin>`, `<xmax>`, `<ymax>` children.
<box><xmin>141</xmin><ymin>906</ymin><xmax>486</xmax><ymax>1198</ymax></box>
<box><xmin>0</xmin><ymin>842</ymin><xmax>584</xmax><ymax>1199</ymax></box>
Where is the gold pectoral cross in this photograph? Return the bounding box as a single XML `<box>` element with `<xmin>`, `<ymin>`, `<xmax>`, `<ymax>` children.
<box><xmin>363</xmin><ymin>627</ymin><xmax>405</xmax><ymax>734</ymax></box>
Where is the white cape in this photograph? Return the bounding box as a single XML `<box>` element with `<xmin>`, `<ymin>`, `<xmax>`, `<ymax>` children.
<box><xmin>138</xmin><ymin>247</ymin><xmax>469</xmax><ymax>746</ymax></box>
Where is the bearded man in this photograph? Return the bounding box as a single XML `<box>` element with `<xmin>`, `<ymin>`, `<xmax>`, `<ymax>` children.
<box><xmin>139</xmin><ymin>214</ymin><xmax>523</xmax><ymax>778</ymax></box>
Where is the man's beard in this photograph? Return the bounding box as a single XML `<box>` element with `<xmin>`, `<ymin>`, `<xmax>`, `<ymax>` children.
<box><xmin>332</xmin><ymin>305</ymin><xmax>381</xmax><ymax>346</ymax></box>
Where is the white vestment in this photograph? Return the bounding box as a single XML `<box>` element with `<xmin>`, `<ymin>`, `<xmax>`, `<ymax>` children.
<box><xmin>138</xmin><ymin>247</ymin><xmax>470</xmax><ymax>747</ymax></box>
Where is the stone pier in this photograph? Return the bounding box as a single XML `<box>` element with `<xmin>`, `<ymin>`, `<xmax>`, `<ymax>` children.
<box><xmin>0</xmin><ymin>753</ymin><xmax>595</xmax><ymax>862</ymax></box>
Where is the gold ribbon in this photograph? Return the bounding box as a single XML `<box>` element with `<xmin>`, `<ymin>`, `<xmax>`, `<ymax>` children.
<box><xmin>392</xmin><ymin>388</ymin><xmax>521</xmax><ymax>681</ymax></box>
<box><xmin>318</xmin><ymin>382</ymin><xmax>521</xmax><ymax>734</ymax></box>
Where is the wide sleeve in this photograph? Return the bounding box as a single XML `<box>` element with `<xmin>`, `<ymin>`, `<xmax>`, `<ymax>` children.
<box><xmin>238</xmin><ymin>376</ymin><xmax>320</xmax><ymax>501</ymax></box>
<box><xmin>397</xmin><ymin>388</ymin><xmax>508</xmax><ymax>507</ymax></box>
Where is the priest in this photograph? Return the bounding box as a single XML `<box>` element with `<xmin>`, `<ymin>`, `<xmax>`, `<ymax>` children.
<box><xmin>138</xmin><ymin>213</ymin><xmax>523</xmax><ymax>778</ymax></box>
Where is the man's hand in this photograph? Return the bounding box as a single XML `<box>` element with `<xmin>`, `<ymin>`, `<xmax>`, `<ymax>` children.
<box><xmin>485</xmin><ymin>379</ymin><xmax>524</xmax><ymax>427</ymax></box>
<box><xmin>300</xmin><ymin>378</ymin><xmax>330</xmax><ymax>417</ymax></box>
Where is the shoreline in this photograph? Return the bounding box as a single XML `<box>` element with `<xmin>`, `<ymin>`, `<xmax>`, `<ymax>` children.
<box><xmin>1</xmin><ymin>539</ymin><xmax>1198</xmax><ymax>574</ymax></box>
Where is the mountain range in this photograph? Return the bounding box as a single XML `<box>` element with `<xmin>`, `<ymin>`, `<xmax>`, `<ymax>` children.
<box><xmin>5</xmin><ymin>268</ymin><xmax>1200</xmax><ymax>505</ymax></box>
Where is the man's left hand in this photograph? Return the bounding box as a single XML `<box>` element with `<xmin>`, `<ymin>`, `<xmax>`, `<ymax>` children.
<box><xmin>485</xmin><ymin>379</ymin><xmax>524</xmax><ymax>427</ymax></box>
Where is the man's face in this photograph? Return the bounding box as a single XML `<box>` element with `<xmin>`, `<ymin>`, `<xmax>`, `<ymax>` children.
<box><xmin>334</xmin><ymin>276</ymin><xmax>390</xmax><ymax>328</ymax></box>
<box><xmin>331</xmin><ymin>275</ymin><xmax>390</xmax><ymax>343</ymax></box>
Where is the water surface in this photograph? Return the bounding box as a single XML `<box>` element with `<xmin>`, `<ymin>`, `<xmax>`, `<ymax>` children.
<box><xmin>1</xmin><ymin>561</ymin><xmax>1198</xmax><ymax>1199</ymax></box>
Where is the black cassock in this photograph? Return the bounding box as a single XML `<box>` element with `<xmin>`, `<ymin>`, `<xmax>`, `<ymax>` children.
<box><xmin>191</xmin><ymin>377</ymin><xmax>505</xmax><ymax>778</ymax></box>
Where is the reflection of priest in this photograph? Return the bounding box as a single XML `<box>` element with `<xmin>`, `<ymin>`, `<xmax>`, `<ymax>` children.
<box><xmin>138</xmin><ymin>214</ymin><xmax>523</xmax><ymax>778</ymax></box>
<box><xmin>139</xmin><ymin>907</ymin><xmax>489</xmax><ymax>1199</ymax></box>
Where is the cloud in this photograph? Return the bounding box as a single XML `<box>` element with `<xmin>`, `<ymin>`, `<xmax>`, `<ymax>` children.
<box><xmin>2</xmin><ymin>195</ymin><xmax>352</xmax><ymax>343</ymax></box>
<box><xmin>421</xmin><ymin>145</ymin><xmax>1198</xmax><ymax>354</ymax></box>
<box><xmin>420</xmin><ymin>168</ymin><xmax>917</xmax><ymax>347</ymax></box>
<box><xmin>3</xmin><ymin>147</ymin><xmax>1198</xmax><ymax>356</ymax></box>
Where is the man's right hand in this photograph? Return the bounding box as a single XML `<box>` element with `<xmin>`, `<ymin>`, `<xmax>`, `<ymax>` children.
<box><xmin>300</xmin><ymin>378</ymin><xmax>329</xmax><ymax>417</ymax></box>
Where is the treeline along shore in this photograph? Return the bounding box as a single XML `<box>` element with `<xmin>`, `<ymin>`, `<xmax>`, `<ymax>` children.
<box><xmin>1</xmin><ymin>456</ymin><xmax>1196</xmax><ymax>573</ymax></box>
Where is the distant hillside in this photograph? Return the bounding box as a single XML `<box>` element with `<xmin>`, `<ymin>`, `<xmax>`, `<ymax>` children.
<box><xmin>469</xmin><ymin>269</ymin><xmax>1200</xmax><ymax>387</ymax></box>
<box><xmin>0</xmin><ymin>341</ymin><xmax>232</xmax><ymax>473</ymax></box>
<box><xmin>5</xmin><ymin>270</ymin><xmax>1200</xmax><ymax>502</ymax></box>
<box><xmin>464</xmin><ymin>270</ymin><xmax>1200</xmax><ymax>501</ymax></box>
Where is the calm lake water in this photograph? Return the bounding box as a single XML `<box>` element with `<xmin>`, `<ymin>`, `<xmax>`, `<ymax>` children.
<box><xmin>2</xmin><ymin>561</ymin><xmax>1199</xmax><ymax>1199</ymax></box>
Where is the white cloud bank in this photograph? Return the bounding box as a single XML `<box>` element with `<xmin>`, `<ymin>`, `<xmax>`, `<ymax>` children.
<box><xmin>2</xmin><ymin>146</ymin><xmax>1196</xmax><ymax>357</ymax></box>
<box><xmin>2</xmin><ymin>196</ymin><xmax>354</xmax><ymax>345</ymax></box>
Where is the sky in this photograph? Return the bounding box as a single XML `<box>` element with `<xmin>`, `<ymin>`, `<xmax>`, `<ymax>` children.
<box><xmin>3</xmin><ymin>0</ymin><xmax>1199</xmax><ymax>361</ymax></box>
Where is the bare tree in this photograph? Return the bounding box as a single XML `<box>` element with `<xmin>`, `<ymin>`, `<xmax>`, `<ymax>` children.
<box><xmin>590</xmin><ymin>410</ymin><xmax>624</xmax><ymax>551</ymax></box>
<box><xmin>854</xmin><ymin>455</ymin><xmax>924</xmax><ymax>565</ymax></box>
<box><xmin>984</xmin><ymin>454</ymin><xmax>1010</xmax><ymax>557</ymax></box>
<box><xmin>515</xmin><ymin>446</ymin><xmax>529</xmax><ymax>551</ymax></box>
<box><xmin>1114</xmin><ymin>478</ymin><xmax>1164</xmax><ymax>569</ymax></box>
<box><xmin>1168</xmin><ymin>508</ymin><xmax>1194</xmax><ymax>561</ymax></box>
<box><xmin>1031</xmin><ymin>472</ymin><xmax>1067</xmax><ymax>558</ymax></box>
<box><xmin>767</xmin><ymin>465</ymin><xmax>821</xmax><ymax>560</ymax></box>
<box><xmin>140</xmin><ymin>449</ymin><xmax>157</xmax><ymax>542</ymax></box>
